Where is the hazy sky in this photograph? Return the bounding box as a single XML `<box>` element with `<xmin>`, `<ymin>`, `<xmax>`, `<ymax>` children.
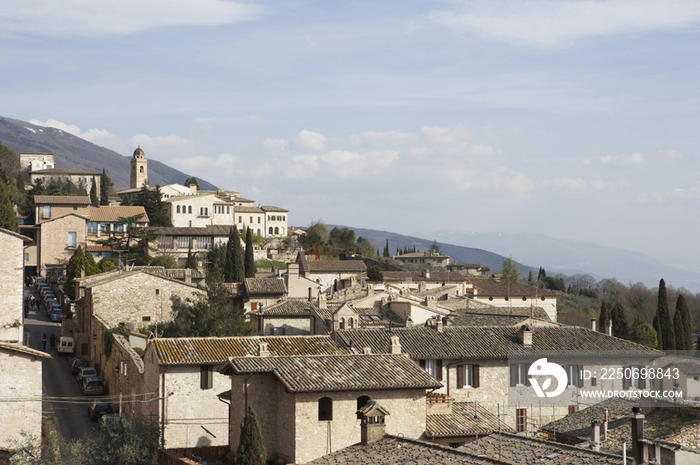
<box><xmin>2</xmin><ymin>1</ymin><xmax>699</xmax><ymax>271</ymax></box>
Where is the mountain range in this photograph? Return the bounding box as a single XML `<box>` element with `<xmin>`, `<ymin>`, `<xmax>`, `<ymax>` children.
<box><xmin>3</xmin><ymin>115</ymin><xmax>697</xmax><ymax>293</ymax></box>
<box><xmin>0</xmin><ymin>116</ymin><xmax>217</xmax><ymax>191</ymax></box>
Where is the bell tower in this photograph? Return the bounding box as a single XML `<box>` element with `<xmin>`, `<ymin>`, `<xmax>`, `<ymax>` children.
<box><xmin>131</xmin><ymin>147</ymin><xmax>148</xmax><ymax>189</ymax></box>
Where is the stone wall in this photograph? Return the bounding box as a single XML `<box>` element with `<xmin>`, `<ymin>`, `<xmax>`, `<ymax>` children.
<box><xmin>39</xmin><ymin>215</ymin><xmax>87</xmax><ymax>271</ymax></box>
<box><xmin>0</xmin><ymin>352</ymin><xmax>43</xmax><ymax>449</ymax></box>
<box><xmin>262</xmin><ymin>317</ymin><xmax>310</xmax><ymax>336</ymax></box>
<box><xmin>0</xmin><ymin>231</ymin><xmax>25</xmax><ymax>333</ymax></box>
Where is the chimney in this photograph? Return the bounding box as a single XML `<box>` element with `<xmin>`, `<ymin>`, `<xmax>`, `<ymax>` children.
<box><xmin>436</xmin><ymin>316</ymin><xmax>443</xmax><ymax>333</ymax></box>
<box><xmin>424</xmin><ymin>269</ymin><xmax>430</xmax><ymax>279</ymax></box>
<box><xmin>590</xmin><ymin>318</ymin><xmax>597</xmax><ymax>332</ymax></box>
<box><xmin>519</xmin><ymin>325</ymin><xmax>533</xmax><ymax>348</ymax></box>
<box><xmin>358</xmin><ymin>401</ymin><xmax>389</xmax><ymax>445</ymax></box>
<box><xmin>317</xmin><ymin>293</ymin><xmax>327</xmax><ymax>310</ymax></box>
<box><xmin>590</xmin><ymin>421</ymin><xmax>601</xmax><ymax>451</ymax></box>
<box><xmin>184</xmin><ymin>268</ymin><xmax>192</xmax><ymax>284</ymax></box>
<box><xmin>189</xmin><ymin>183</ymin><xmax>198</xmax><ymax>195</ymax></box>
<box><xmin>363</xmin><ymin>347</ymin><xmax>372</xmax><ymax>355</ymax></box>
<box><xmin>258</xmin><ymin>342</ymin><xmax>270</xmax><ymax>357</ymax></box>
<box><xmin>604</xmin><ymin>320</ymin><xmax>612</xmax><ymax>337</ymax></box>
<box><xmin>631</xmin><ymin>408</ymin><xmax>647</xmax><ymax>464</ymax></box>
<box><xmin>390</xmin><ymin>336</ymin><xmax>401</xmax><ymax>354</ymax></box>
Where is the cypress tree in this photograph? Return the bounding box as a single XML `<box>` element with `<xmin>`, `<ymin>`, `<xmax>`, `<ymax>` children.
<box><xmin>653</xmin><ymin>314</ymin><xmax>662</xmax><ymax>349</ymax></box>
<box><xmin>677</xmin><ymin>294</ymin><xmax>692</xmax><ymax>351</ymax></box>
<box><xmin>225</xmin><ymin>227</ymin><xmax>244</xmax><ymax>282</ymax></box>
<box><xmin>0</xmin><ymin>178</ymin><xmax>19</xmax><ymax>233</ymax></box>
<box><xmin>610</xmin><ymin>301</ymin><xmax>629</xmax><ymax>339</ymax></box>
<box><xmin>674</xmin><ymin>309</ymin><xmax>686</xmax><ymax>351</ymax></box>
<box><xmin>186</xmin><ymin>246</ymin><xmax>197</xmax><ymax>270</ymax></box>
<box><xmin>100</xmin><ymin>168</ymin><xmax>112</xmax><ymax>205</ymax></box>
<box><xmin>656</xmin><ymin>279</ymin><xmax>675</xmax><ymax>351</ymax></box>
<box><xmin>89</xmin><ymin>177</ymin><xmax>99</xmax><ymax>206</ymax></box>
<box><xmin>383</xmin><ymin>239</ymin><xmax>390</xmax><ymax>257</ymax></box>
<box><xmin>237</xmin><ymin>404</ymin><xmax>266</xmax><ymax>465</ymax></box>
<box><xmin>598</xmin><ymin>300</ymin><xmax>609</xmax><ymax>333</ymax></box>
<box><xmin>244</xmin><ymin>228</ymin><xmax>256</xmax><ymax>278</ymax></box>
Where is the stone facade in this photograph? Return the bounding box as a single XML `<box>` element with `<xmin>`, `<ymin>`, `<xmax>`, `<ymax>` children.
<box><xmin>261</xmin><ymin>317</ymin><xmax>311</xmax><ymax>335</ymax></box>
<box><xmin>168</xmin><ymin>193</ymin><xmax>233</xmax><ymax>229</ymax></box>
<box><xmin>0</xmin><ymin>229</ymin><xmax>30</xmax><ymax>342</ymax></box>
<box><xmin>472</xmin><ymin>294</ymin><xmax>558</xmax><ymax>323</ymax></box>
<box><xmin>228</xmin><ymin>373</ymin><xmax>428</xmax><ymax>464</ymax></box>
<box><xmin>38</xmin><ymin>214</ymin><xmax>87</xmax><ymax>275</ymax></box>
<box><xmin>0</xmin><ymin>344</ymin><xmax>50</xmax><ymax>450</ymax></box>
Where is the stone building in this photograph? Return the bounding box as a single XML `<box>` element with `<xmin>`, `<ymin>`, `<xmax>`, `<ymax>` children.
<box><xmin>143</xmin><ymin>335</ymin><xmax>348</xmax><ymax>449</ymax></box>
<box><xmin>219</xmin><ymin>353</ymin><xmax>442</xmax><ymax>464</ymax></box>
<box><xmin>465</xmin><ymin>278</ymin><xmax>560</xmax><ymax>322</ymax></box>
<box><xmin>27</xmin><ymin>168</ymin><xmax>101</xmax><ymax>195</ymax></box>
<box><xmin>33</xmin><ymin>195</ymin><xmax>91</xmax><ymax>224</ymax></box>
<box><xmin>296</xmin><ymin>251</ymin><xmax>366</xmax><ymax>295</ymax></box>
<box><xmin>150</xmin><ymin>225</ymin><xmax>232</xmax><ymax>268</ymax></box>
<box><xmin>394</xmin><ymin>251</ymin><xmax>451</xmax><ymax>267</ymax></box>
<box><xmin>37</xmin><ymin>213</ymin><xmax>88</xmax><ymax>277</ymax></box>
<box><xmin>19</xmin><ymin>152</ymin><xmax>55</xmax><ymax>172</ymax></box>
<box><xmin>0</xmin><ymin>228</ymin><xmax>32</xmax><ymax>343</ymax></box>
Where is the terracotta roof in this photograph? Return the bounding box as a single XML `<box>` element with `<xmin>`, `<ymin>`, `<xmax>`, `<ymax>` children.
<box><xmin>85</xmin><ymin>245</ymin><xmax>115</xmax><ymax>252</ymax></box>
<box><xmin>88</xmin><ymin>206</ymin><xmax>149</xmax><ymax>223</ymax></box>
<box><xmin>252</xmin><ymin>299</ymin><xmax>316</xmax><ymax>316</ymax></box>
<box><xmin>336</xmin><ymin>326</ymin><xmax>661</xmax><ymax>360</ymax></box>
<box><xmin>460</xmin><ymin>433</ymin><xmax>633</xmax><ymax>465</ymax></box>
<box><xmin>234</xmin><ymin>206</ymin><xmax>263</xmax><ymax>213</ymax></box>
<box><xmin>383</xmin><ymin>271</ymin><xmax>468</xmax><ymax>282</ymax></box>
<box><xmin>652</xmin><ymin>355</ymin><xmax>700</xmax><ymax>375</ymax></box>
<box><xmin>306</xmin><ymin>260</ymin><xmax>366</xmax><ymax>273</ymax></box>
<box><xmin>151</xmin><ymin>225</ymin><xmax>234</xmax><ymax>236</ymax></box>
<box><xmin>0</xmin><ymin>342</ymin><xmax>52</xmax><ymax>359</ymax></box>
<box><xmin>33</xmin><ymin>195</ymin><xmax>91</xmax><ymax>205</ymax></box>
<box><xmin>306</xmin><ymin>436</ymin><xmax>502</xmax><ymax>465</ymax></box>
<box><xmin>467</xmin><ymin>278</ymin><xmax>559</xmax><ymax>297</ymax></box>
<box><xmin>541</xmin><ymin>398</ymin><xmax>638</xmax><ymax>440</ymax></box>
<box><xmin>448</xmin><ymin>314</ymin><xmax>534</xmax><ymax>327</ymax></box>
<box><xmin>152</xmin><ymin>335</ymin><xmax>346</xmax><ymax>365</ymax></box>
<box><xmin>426</xmin><ymin>402</ymin><xmax>511</xmax><ymax>438</ymax></box>
<box><xmin>219</xmin><ymin>354</ymin><xmax>442</xmax><ymax>392</ymax></box>
<box><xmin>244</xmin><ymin>277</ymin><xmax>286</xmax><ymax>295</ymax></box>
<box><xmin>450</xmin><ymin>306</ymin><xmax>551</xmax><ymax>323</ymax></box>
<box><xmin>260</xmin><ymin>205</ymin><xmax>288</xmax><ymax>212</ymax></box>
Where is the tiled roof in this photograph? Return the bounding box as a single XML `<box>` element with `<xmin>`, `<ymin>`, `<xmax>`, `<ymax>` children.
<box><xmin>252</xmin><ymin>299</ymin><xmax>317</xmax><ymax>316</ymax></box>
<box><xmin>450</xmin><ymin>307</ymin><xmax>551</xmax><ymax>324</ymax></box>
<box><xmin>0</xmin><ymin>228</ymin><xmax>33</xmax><ymax>243</ymax></box>
<box><xmin>234</xmin><ymin>206</ymin><xmax>263</xmax><ymax>213</ymax></box>
<box><xmin>354</xmin><ymin>306</ymin><xmax>404</xmax><ymax>327</ymax></box>
<box><xmin>448</xmin><ymin>314</ymin><xmax>533</xmax><ymax>327</ymax></box>
<box><xmin>260</xmin><ymin>205</ymin><xmax>288</xmax><ymax>212</ymax></box>
<box><xmin>541</xmin><ymin>398</ymin><xmax>638</xmax><ymax>439</ymax></box>
<box><xmin>467</xmin><ymin>278</ymin><xmax>559</xmax><ymax>297</ymax></box>
<box><xmin>459</xmin><ymin>433</ymin><xmax>633</xmax><ymax>465</ymax></box>
<box><xmin>85</xmin><ymin>245</ymin><xmax>115</xmax><ymax>252</ymax></box>
<box><xmin>244</xmin><ymin>277</ymin><xmax>286</xmax><ymax>295</ymax></box>
<box><xmin>33</xmin><ymin>195</ymin><xmax>91</xmax><ymax>205</ymax></box>
<box><xmin>88</xmin><ymin>206</ymin><xmax>149</xmax><ymax>223</ymax></box>
<box><xmin>219</xmin><ymin>354</ymin><xmax>442</xmax><ymax>392</ymax></box>
<box><xmin>152</xmin><ymin>335</ymin><xmax>346</xmax><ymax>365</ymax></box>
<box><xmin>426</xmin><ymin>402</ymin><xmax>511</xmax><ymax>438</ymax></box>
<box><xmin>383</xmin><ymin>271</ymin><xmax>468</xmax><ymax>282</ymax></box>
<box><xmin>151</xmin><ymin>225</ymin><xmax>234</xmax><ymax>236</ymax></box>
<box><xmin>0</xmin><ymin>342</ymin><xmax>52</xmax><ymax>359</ymax></box>
<box><xmin>652</xmin><ymin>355</ymin><xmax>700</xmax><ymax>374</ymax></box>
<box><xmin>306</xmin><ymin>436</ymin><xmax>502</xmax><ymax>465</ymax></box>
<box><xmin>312</xmin><ymin>303</ymin><xmax>346</xmax><ymax>322</ymax></box>
<box><xmin>306</xmin><ymin>260</ymin><xmax>366</xmax><ymax>272</ymax></box>
<box><xmin>336</xmin><ymin>326</ymin><xmax>661</xmax><ymax>359</ymax></box>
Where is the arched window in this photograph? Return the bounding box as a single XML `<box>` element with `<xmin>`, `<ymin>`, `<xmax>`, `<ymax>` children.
<box><xmin>269</xmin><ymin>227</ymin><xmax>273</xmax><ymax>235</ymax></box>
<box><xmin>338</xmin><ymin>318</ymin><xmax>345</xmax><ymax>330</ymax></box>
<box><xmin>139</xmin><ymin>166</ymin><xmax>144</xmax><ymax>173</ymax></box>
<box><xmin>357</xmin><ymin>396</ymin><xmax>370</xmax><ymax>411</ymax></box>
<box><xmin>274</xmin><ymin>227</ymin><xmax>279</xmax><ymax>235</ymax></box>
<box><xmin>177</xmin><ymin>205</ymin><xmax>181</xmax><ymax>213</ymax></box>
<box><xmin>318</xmin><ymin>397</ymin><xmax>333</xmax><ymax>421</ymax></box>
<box><xmin>348</xmin><ymin>317</ymin><xmax>354</xmax><ymax>328</ymax></box>
<box><xmin>188</xmin><ymin>206</ymin><xmax>192</xmax><ymax>214</ymax></box>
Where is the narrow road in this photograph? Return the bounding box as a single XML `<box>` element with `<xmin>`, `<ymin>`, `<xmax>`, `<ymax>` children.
<box><xmin>24</xmin><ymin>285</ymin><xmax>96</xmax><ymax>442</ymax></box>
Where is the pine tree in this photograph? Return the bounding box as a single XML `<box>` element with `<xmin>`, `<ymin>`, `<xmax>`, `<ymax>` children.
<box><xmin>120</xmin><ymin>195</ymin><xmax>132</xmax><ymax>206</ymax></box>
<box><xmin>656</xmin><ymin>279</ymin><xmax>675</xmax><ymax>350</ymax></box>
<box><xmin>677</xmin><ymin>294</ymin><xmax>692</xmax><ymax>351</ymax></box>
<box><xmin>0</xmin><ymin>177</ymin><xmax>19</xmax><ymax>232</ymax></box>
<box><xmin>598</xmin><ymin>300</ymin><xmax>609</xmax><ymax>333</ymax></box>
<box><xmin>610</xmin><ymin>301</ymin><xmax>629</xmax><ymax>339</ymax></box>
<box><xmin>244</xmin><ymin>228</ymin><xmax>256</xmax><ymax>278</ymax></box>
<box><xmin>89</xmin><ymin>177</ymin><xmax>99</xmax><ymax>206</ymax></box>
<box><xmin>674</xmin><ymin>308</ymin><xmax>686</xmax><ymax>351</ymax></box>
<box><xmin>237</xmin><ymin>404</ymin><xmax>266</xmax><ymax>465</ymax></box>
<box><xmin>100</xmin><ymin>168</ymin><xmax>113</xmax><ymax>205</ymax></box>
<box><xmin>501</xmin><ymin>256</ymin><xmax>521</xmax><ymax>283</ymax></box>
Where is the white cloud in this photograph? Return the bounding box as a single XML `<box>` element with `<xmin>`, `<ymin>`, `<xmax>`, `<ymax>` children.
<box><xmin>262</xmin><ymin>138</ymin><xmax>287</xmax><ymax>155</ymax></box>
<box><xmin>285</xmin><ymin>154</ymin><xmax>320</xmax><ymax>180</ymax></box>
<box><xmin>291</xmin><ymin>130</ymin><xmax>326</xmax><ymax>152</ymax></box>
<box><xmin>658</xmin><ymin>148</ymin><xmax>685</xmax><ymax>163</ymax></box>
<box><xmin>321</xmin><ymin>150</ymin><xmax>399</xmax><ymax>178</ymax></box>
<box><xmin>250</xmin><ymin>161</ymin><xmax>274</xmax><ymax>179</ymax></box>
<box><xmin>129</xmin><ymin>134</ymin><xmax>190</xmax><ymax>150</ymax></box>
<box><xmin>430</xmin><ymin>0</ymin><xmax>700</xmax><ymax>48</ymax></box>
<box><xmin>171</xmin><ymin>153</ymin><xmax>240</xmax><ymax>178</ymax></box>
<box><xmin>421</xmin><ymin>126</ymin><xmax>456</xmax><ymax>144</ymax></box>
<box><xmin>29</xmin><ymin>118</ymin><xmax>122</xmax><ymax>149</ymax></box>
<box><xmin>599</xmin><ymin>152</ymin><xmax>646</xmax><ymax>168</ymax></box>
<box><xmin>0</xmin><ymin>0</ymin><xmax>264</xmax><ymax>37</ymax></box>
<box><xmin>420</xmin><ymin>165</ymin><xmax>534</xmax><ymax>195</ymax></box>
<box><xmin>353</xmin><ymin>130</ymin><xmax>416</xmax><ymax>147</ymax></box>
<box><xmin>552</xmin><ymin>177</ymin><xmax>588</xmax><ymax>191</ymax></box>
<box><xmin>407</xmin><ymin>147</ymin><xmax>434</xmax><ymax>158</ymax></box>
<box><xmin>591</xmin><ymin>180</ymin><xmax>610</xmax><ymax>191</ymax></box>
<box><xmin>195</xmin><ymin>116</ymin><xmax>260</xmax><ymax>130</ymax></box>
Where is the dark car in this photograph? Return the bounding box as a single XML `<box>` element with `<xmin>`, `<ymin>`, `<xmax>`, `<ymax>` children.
<box><xmin>71</xmin><ymin>358</ymin><xmax>89</xmax><ymax>375</ymax></box>
<box><xmin>87</xmin><ymin>401</ymin><xmax>114</xmax><ymax>421</ymax></box>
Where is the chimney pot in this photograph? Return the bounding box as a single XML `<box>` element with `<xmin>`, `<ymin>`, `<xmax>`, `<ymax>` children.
<box><xmin>390</xmin><ymin>336</ymin><xmax>402</xmax><ymax>354</ymax></box>
<box><xmin>258</xmin><ymin>342</ymin><xmax>270</xmax><ymax>357</ymax></box>
<box><xmin>519</xmin><ymin>325</ymin><xmax>533</xmax><ymax>348</ymax></box>
<box><xmin>604</xmin><ymin>320</ymin><xmax>612</xmax><ymax>336</ymax></box>
<box><xmin>590</xmin><ymin>318</ymin><xmax>597</xmax><ymax>332</ymax></box>
<box><xmin>363</xmin><ymin>347</ymin><xmax>372</xmax><ymax>355</ymax></box>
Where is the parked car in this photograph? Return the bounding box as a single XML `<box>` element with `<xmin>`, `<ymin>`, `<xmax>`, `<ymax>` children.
<box><xmin>71</xmin><ymin>358</ymin><xmax>89</xmax><ymax>375</ymax></box>
<box><xmin>99</xmin><ymin>414</ymin><xmax>119</xmax><ymax>428</ymax></box>
<box><xmin>58</xmin><ymin>337</ymin><xmax>75</xmax><ymax>355</ymax></box>
<box><xmin>87</xmin><ymin>401</ymin><xmax>113</xmax><ymax>421</ymax></box>
<box><xmin>82</xmin><ymin>377</ymin><xmax>105</xmax><ymax>396</ymax></box>
<box><xmin>77</xmin><ymin>367</ymin><xmax>97</xmax><ymax>384</ymax></box>
<box><xmin>50</xmin><ymin>309</ymin><xmax>63</xmax><ymax>322</ymax></box>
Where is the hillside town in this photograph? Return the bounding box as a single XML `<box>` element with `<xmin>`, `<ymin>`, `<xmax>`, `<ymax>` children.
<box><xmin>2</xmin><ymin>148</ymin><xmax>700</xmax><ymax>465</ymax></box>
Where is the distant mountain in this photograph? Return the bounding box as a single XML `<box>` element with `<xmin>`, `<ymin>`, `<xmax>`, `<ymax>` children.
<box><xmin>0</xmin><ymin>116</ymin><xmax>217</xmax><ymax>191</ymax></box>
<box><xmin>329</xmin><ymin>225</ymin><xmax>537</xmax><ymax>277</ymax></box>
<box><xmin>417</xmin><ymin>230</ymin><xmax>700</xmax><ymax>293</ymax></box>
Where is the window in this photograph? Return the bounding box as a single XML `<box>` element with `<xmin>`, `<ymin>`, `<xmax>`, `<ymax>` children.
<box><xmin>226</xmin><ymin>206</ymin><xmax>230</xmax><ymax>214</ymax></box>
<box><xmin>522</xmin><ymin>296</ymin><xmax>527</xmax><ymax>301</ymax></box>
<box><xmin>516</xmin><ymin>408</ymin><xmax>527</xmax><ymax>432</ymax></box>
<box><xmin>458</xmin><ymin>364</ymin><xmax>479</xmax><ymax>388</ymax></box>
<box><xmin>177</xmin><ymin>205</ymin><xmax>181</xmax><ymax>213</ymax></box>
<box><xmin>73</xmin><ymin>206</ymin><xmax>78</xmax><ymax>211</ymax></box>
<box><xmin>504</xmin><ymin>296</ymin><xmax>509</xmax><ymax>301</ymax></box>
<box><xmin>176</xmin><ymin>236</ymin><xmax>191</xmax><ymax>248</ymax></box>
<box><xmin>567</xmin><ymin>365</ymin><xmax>584</xmax><ymax>387</ymax></box>
<box><xmin>113</xmin><ymin>223</ymin><xmax>123</xmax><ymax>232</ymax></box>
<box><xmin>239</xmin><ymin>216</ymin><xmax>242</xmax><ymax>223</ymax></box>
<box><xmin>157</xmin><ymin>236</ymin><xmax>173</xmax><ymax>249</ymax></box>
<box><xmin>142</xmin><ymin>316</ymin><xmax>151</xmax><ymax>322</ymax></box>
<box><xmin>338</xmin><ymin>318</ymin><xmax>345</xmax><ymax>330</ymax></box>
<box><xmin>318</xmin><ymin>397</ymin><xmax>333</xmax><ymax>421</ymax></box>
<box><xmin>274</xmin><ymin>227</ymin><xmax>279</xmax><ymax>235</ymax></box>
<box><xmin>188</xmin><ymin>206</ymin><xmax>192</xmax><ymax>214</ymax></box>
<box><xmin>195</xmin><ymin>236</ymin><xmax>212</xmax><ymax>249</ymax></box>
<box><xmin>43</xmin><ymin>205</ymin><xmax>51</xmax><ymax>218</ymax></box>
<box><xmin>357</xmin><ymin>396</ymin><xmax>370</xmax><ymax>411</ymax></box>
<box><xmin>348</xmin><ymin>317</ymin><xmax>354</xmax><ymax>329</ymax></box>
<box><xmin>200</xmin><ymin>365</ymin><xmax>213</xmax><ymax>389</ymax></box>
<box><xmin>623</xmin><ymin>366</ymin><xmax>645</xmax><ymax>390</ymax></box>
<box><xmin>155</xmin><ymin>289</ymin><xmax>160</xmax><ymax>295</ymax></box>
<box><xmin>510</xmin><ymin>363</ymin><xmax>529</xmax><ymax>387</ymax></box>
<box><xmin>87</xmin><ymin>222</ymin><xmax>97</xmax><ymax>233</ymax></box>
<box><xmin>257</xmin><ymin>217</ymin><xmax>260</xmax><ymax>223</ymax></box>
<box><xmin>420</xmin><ymin>359</ymin><xmax>443</xmax><ymax>381</ymax></box>
<box><xmin>68</xmin><ymin>232</ymin><xmax>77</xmax><ymax>248</ymax></box>
<box><xmin>568</xmin><ymin>405</ymin><xmax>579</xmax><ymax>415</ymax></box>
<box><xmin>100</xmin><ymin>222</ymin><xmax>110</xmax><ymax>232</ymax></box>
<box><xmin>269</xmin><ymin>227</ymin><xmax>273</xmax><ymax>235</ymax></box>
<box><xmin>24</xmin><ymin>253</ymin><xmax>29</xmax><ymax>262</ymax></box>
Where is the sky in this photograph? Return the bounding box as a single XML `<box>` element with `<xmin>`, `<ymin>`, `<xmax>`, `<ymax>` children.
<box><xmin>1</xmin><ymin>0</ymin><xmax>699</xmax><ymax>272</ymax></box>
